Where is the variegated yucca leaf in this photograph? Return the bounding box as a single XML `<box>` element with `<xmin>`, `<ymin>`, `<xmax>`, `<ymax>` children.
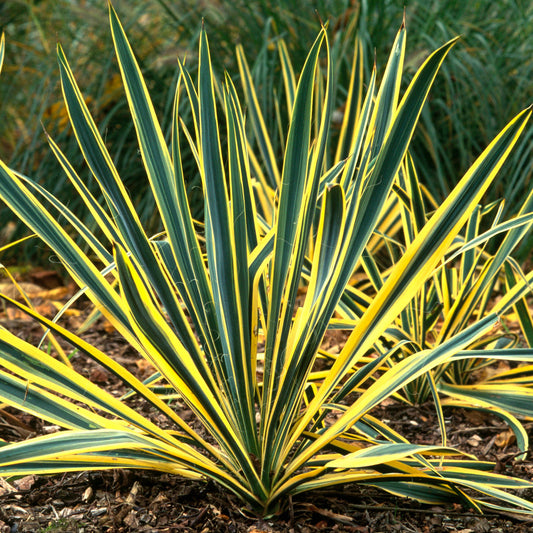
<box><xmin>0</xmin><ymin>6</ymin><xmax>532</xmax><ymax>516</ymax></box>
<box><xmin>241</xmin><ymin>22</ymin><xmax>533</xmax><ymax>455</ymax></box>
<box><xmin>348</xmin><ymin>153</ymin><xmax>533</xmax><ymax>447</ymax></box>
<box><xmin>0</xmin><ymin>33</ymin><xmax>4</xmax><ymax>75</ymax></box>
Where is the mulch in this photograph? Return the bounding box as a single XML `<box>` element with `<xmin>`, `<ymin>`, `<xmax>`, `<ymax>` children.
<box><xmin>2</xmin><ymin>462</ymin><xmax>533</xmax><ymax>532</ymax></box>
<box><xmin>1</xmin><ymin>269</ymin><xmax>533</xmax><ymax>532</ymax></box>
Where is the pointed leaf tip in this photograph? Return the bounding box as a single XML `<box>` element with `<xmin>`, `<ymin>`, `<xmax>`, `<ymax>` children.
<box><xmin>314</xmin><ymin>10</ymin><xmax>325</xmax><ymax>29</ymax></box>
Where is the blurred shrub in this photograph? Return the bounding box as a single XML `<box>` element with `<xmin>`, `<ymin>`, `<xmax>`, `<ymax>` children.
<box><xmin>1</xmin><ymin>0</ymin><xmax>531</xmax><ymax>262</ymax></box>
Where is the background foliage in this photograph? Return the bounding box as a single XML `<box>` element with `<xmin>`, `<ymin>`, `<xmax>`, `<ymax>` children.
<box><xmin>1</xmin><ymin>0</ymin><xmax>531</xmax><ymax>262</ymax></box>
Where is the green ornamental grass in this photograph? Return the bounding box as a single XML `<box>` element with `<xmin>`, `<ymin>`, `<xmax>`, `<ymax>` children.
<box><xmin>0</xmin><ymin>6</ymin><xmax>532</xmax><ymax>516</ymax></box>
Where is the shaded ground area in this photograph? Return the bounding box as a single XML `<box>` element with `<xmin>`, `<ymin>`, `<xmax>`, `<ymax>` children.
<box><xmin>1</xmin><ymin>463</ymin><xmax>533</xmax><ymax>532</ymax></box>
<box><xmin>0</xmin><ymin>270</ymin><xmax>532</xmax><ymax>531</ymax></box>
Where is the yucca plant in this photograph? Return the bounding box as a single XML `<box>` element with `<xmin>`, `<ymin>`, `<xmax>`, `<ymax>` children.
<box><xmin>339</xmin><ymin>157</ymin><xmax>533</xmax><ymax>452</ymax></box>
<box><xmin>0</xmin><ymin>6</ymin><xmax>533</xmax><ymax>516</ymax></box>
<box><xmin>237</xmin><ymin>24</ymin><xmax>533</xmax><ymax>453</ymax></box>
<box><xmin>388</xmin><ymin>182</ymin><xmax>533</xmax><ymax>400</ymax></box>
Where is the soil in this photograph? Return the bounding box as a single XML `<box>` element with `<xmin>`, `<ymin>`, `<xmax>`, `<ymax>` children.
<box><xmin>1</xmin><ymin>270</ymin><xmax>533</xmax><ymax>532</ymax></box>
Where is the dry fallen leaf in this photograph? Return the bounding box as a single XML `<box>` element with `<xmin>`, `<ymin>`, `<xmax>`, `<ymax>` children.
<box><xmin>89</xmin><ymin>368</ymin><xmax>110</xmax><ymax>383</ymax></box>
<box><xmin>466</xmin><ymin>434</ymin><xmax>482</xmax><ymax>447</ymax></box>
<box><xmin>495</xmin><ymin>429</ymin><xmax>516</xmax><ymax>448</ymax></box>
<box><xmin>101</xmin><ymin>318</ymin><xmax>116</xmax><ymax>333</ymax></box>
<box><xmin>136</xmin><ymin>359</ymin><xmax>155</xmax><ymax>375</ymax></box>
<box><xmin>13</xmin><ymin>475</ymin><xmax>37</xmax><ymax>491</ymax></box>
<box><xmin>82</xmin><ymin>486</ymin><xmax>94</xmax><ymax>503</ymax></box>
<box><xmin>5</xmin><ymin>307</ymin><xmax>33</xmax><ymax>321</ymax></box>
<box><xmin>36</xmin><ymin>286</ymin><xmax>72</xmax><ymax>299</ymax></box>
<box><xmin>33</xmin><ymin>301</ymin><xmax>63</xmax><ymax>317</ymax></box>
<box><xmin>0</xmin><ymin>282</ymin><xmax>43</xmax><ymax>299</ymax></box>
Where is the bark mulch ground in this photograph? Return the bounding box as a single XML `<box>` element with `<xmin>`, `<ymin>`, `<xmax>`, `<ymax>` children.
<box><xmin>1</xmin><ymin>270</ymin><xmax>532</xmax><ymax>532</ymax></box>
